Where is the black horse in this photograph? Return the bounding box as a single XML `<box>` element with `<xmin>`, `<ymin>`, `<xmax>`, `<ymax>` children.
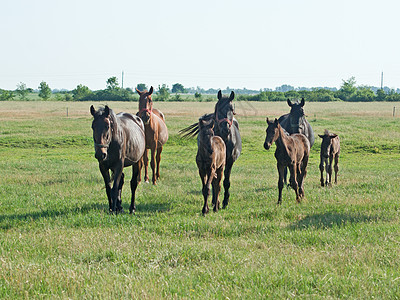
<box><xmin>278</xmin><ymin>98</ymin><xmax>315</xmax><ymax>147</ymax></box>
<box><xmin>277</xmin><ymin>98</ymin><xmax>314</xmax><ymax>185</ymax></box>
<box><xmin>90</xmin><ymin>105</ymin><xmax>146</xmax><ymax>214</ymax></box>
<box><xmin>180</xmin><ymin>90</ymin><xmax>242</xmax><ymax>209</ymax></box>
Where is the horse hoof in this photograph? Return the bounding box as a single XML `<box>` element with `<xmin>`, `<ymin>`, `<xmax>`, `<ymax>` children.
<box><xmin>129</xmin><ymin>209</ymin><xmax>135</xmax><ymax>215</ymax></box>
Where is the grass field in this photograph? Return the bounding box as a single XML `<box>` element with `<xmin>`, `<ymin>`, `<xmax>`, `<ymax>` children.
<box><xmin>0</xmin><ymin>100</ymin><xmax>399</xmax><ymax>298</ymax></box>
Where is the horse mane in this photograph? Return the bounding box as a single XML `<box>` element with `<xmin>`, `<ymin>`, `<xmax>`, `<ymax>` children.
<box><xmin>324</xmin><ymin>129</ymin><xmax>330</xmax><ymax>136</ymax></box>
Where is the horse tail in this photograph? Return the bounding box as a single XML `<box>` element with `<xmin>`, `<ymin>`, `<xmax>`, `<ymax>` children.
<box><xmin>179</xmin><ymin>113</ymin><xmax>214</xmax><ymax>139</ymax></box>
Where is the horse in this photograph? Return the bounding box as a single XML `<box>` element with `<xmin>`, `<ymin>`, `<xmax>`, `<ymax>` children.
<box><xmin>180</xmin><ymin>90</ymin><xmax>242</xmax><ymax>209</ymax></box>
<box><xmin>196</xmin><ymin>119</ymin><xmax>226</xmax><ymax>215</ymax></box>
<box><xmin>90</xmin><ymin>105</ymin><xmax>146</xmax><ymax>214</ymax></box>
<box><xmin>278</xmin><ymin>98</ymin><xmax>315</xmax><ymax>184</ymax></box>
<box><xmin>318</xmin><ymin>130</ymin><xmax>340</xmax><ymax>186</ymax></box>
<box><xmin>278</xmin><ymin>98</ymin><xmax>315</xmax><ymax>147</ymax></box>
<box><xmin>136</xmin><ymin>86</ymin><xmax>169</xmax><ymax>185</ymax></box>
<box><xmin>264</xmin><ymin>118</ymin><xmax>310</xmax><ymax>204</ymax></box>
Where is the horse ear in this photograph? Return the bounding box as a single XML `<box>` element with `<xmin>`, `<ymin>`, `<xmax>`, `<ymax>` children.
<box><xmin>300</xmin><ymin>98</ymin><xmax>305</xmax><ymax>107</ymax></box>
<box><xmin>287</xmin><ymin>99</ymin><xmax>292</xmax><ymax>107</ymax></box>
<box><xmin>104</xmin><ymin>105</ymin><xmax>110</xmax><ymax>117</ymax></box>
<box><xmin>229</xmin><ymin>91</ymin><xmax>235</xmax><ymax>101</ymax></box>
<box><xmin>90</xmin><ymin>105</ymin><xmax>96</xmax><ymax>116</ymax></box>
<box><xmin>330</xmin><ymin>134</ymin><xmax>338</xmax><ymax>139</ymax></box>
<box><xmin>217</xmin><ymin>90</ymin><xmax>222</xmax><ymax>100</ymax></box>
<box><xmin>148</xmin><ymin>86</ymin><xmax>154</xmax><ymax>95</ymax></box>
<box><xmin>266</xmin><ymin>117</ymin><xmax>269</xmax><ymax>123</ymax></box>
<box><xmin>135</xmin><ymin>88</ymin><xmax>142</xmax><ymax>95</ymax></box>
<box><xmin>274</xmin><ymin>118</ymin><xmax>279</xmax><ymax>125</ymax></box>
<box><xmin>318</xmin><ymin>134</ymin><xmax>324</xmax><ymax>138</ymax></box>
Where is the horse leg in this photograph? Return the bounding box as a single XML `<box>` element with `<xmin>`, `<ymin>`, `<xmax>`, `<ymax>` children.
<box><xmin>284</xmin><ymin>167</ymin><xmax>289</xmax><ymax>188</ymax></box>
<box><xmin>222</xmin><ymin>157</ymin><xmax>234</xmax><ymax>209</ymax></box>
<box><xmin>334</xmin><ymin>154</ymin><xmax>339</xmax><ymax>184</ymax></box>
<box><xmin>117</xmin><ymin>172</ymin><xmax>125</xmax><ymax>213</ymax></box>
<box><xmin>156</xmin><ymin>146</ymin><xmax>162</xmax><ymax>180</ymax></box>
<box><xmin>143</xmin><ymin>148</ymin><xmax>149</xmax><ymax>183</ymax></box>
<box><xmin>212</xmin><ymin>167</ymin><xmax>223</xmax><ymax>212</ymax></box>
<box><xmin>99</xmin><ymin>164</ymin><xmax>112</xmax><ymax>211</ymax></box>
<box><xmin>129</xmin><ymin>162</ymin><xmax>140</xmax><ymax>215</ymax></box>
<box><xmin>137</xmin><ymin>156</ymin><xmax>143</xmax><ymax>184</ymax></box>
<box><xmin>319</xmin><ymin>158</ymin><xmax>325</xmax><ymax>187</ymax></box>
<box><xmin>110</xmin><ymin>163</ymin><xmax>124</xmax><ymax>213</ymax></box>
<box><xmin>327</xmin><ymin>155</ymin><xmax>333</xmax><ymax>186</ymax></box>
<box><xmin>277</xmin><ymin>163</ymin><xmax>285</xmax><ymax>205</ymax></box>
<box><xmin>150</xmin><ymin>147</ymin><xmax>157</xmax><ymax>185</ymax></box>
<box><xmin>299</xmin><ymin>156</ymin><xmax>308</xmax><ymax>198</ymax></box>
<box><xmin>200</xmin><ymin>169</ymin><xmax>212</xmax><ymax>215</ymax></box>
<box><xmin>288</xmin><ymin>164</ymin><xmax>300</xmax><ymax>203</ymax></box>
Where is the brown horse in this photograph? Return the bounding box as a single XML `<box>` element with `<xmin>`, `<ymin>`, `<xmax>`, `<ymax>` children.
<box><xmin>319</xmin><ymin>130</ymin><xmax>340</xmax><ymax>186</ymax></box>
<box><xmin>196</xmin><ymin>119</ymin><xmax>226</xmax><ymax>215</ymax></box>
<box><xmin>264</xmin><ymin>118</ymin><xmax>310</xmax><ymax>204</ymax></box>
<box><xmin>90</xmin><ymin>105</ymin><xmax>146</xmax><ymax>214</ymax></box>
<box><xmin>136</xmin><ymin>86</ymin><xmax>169</xmax><ymax>185</ymax></box>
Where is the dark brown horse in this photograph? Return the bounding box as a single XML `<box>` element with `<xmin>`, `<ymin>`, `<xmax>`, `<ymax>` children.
<box><xmin>180</xmin><ymin>90</ymin><xmax>242</xmax><ymax>209</ymax></box>
<box><xmin>264</xmin><ymin>118</ymin><xmax>310</xmax><ymax>204</ymax></box>
<box><xmin>90</xmin><ymin>105</ymin><xmax>146</xmax><ymax>214</ymax></box>
<box><xmin>136</xmin><ymin>86</ymin><xmax>169</xmax><ymax>185</ymax></box>
<box><xmin>196</xmin><ymin>119</ymin><xmax>226</xmax><ymax>215</ymax></box>
<box><xmin>319</xmin><ymin>130</ymin><xmax>340</xmax><ymax>186</ymax></box>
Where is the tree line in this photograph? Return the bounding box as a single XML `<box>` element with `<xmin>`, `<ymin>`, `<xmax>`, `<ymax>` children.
<box><xmin>1</xmin><ymin>76</ymin><xmax>400</xmax><ymax>102</ymax></box>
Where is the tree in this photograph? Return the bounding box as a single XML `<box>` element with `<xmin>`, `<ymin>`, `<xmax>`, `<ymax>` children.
<box><xmin>376</xmin><ymin>89</ymin><xmax>386</xmax><ymax>101</ymax></box>
<box><xmin>156</xmin><ymin>84</ymin><xmax>170</xmax><ymax>101</ymax></box>
<box><xmin>0</xmin><ymin>89</ymin><xmax>14</xmax><ymax>101</ymax></box>
<box><xmin>16</xmin><ymin>82</ymin><xmax>29</xmax><ymax>100</ymax></box>
<box><xmin>172</xmin><ymin>83</ymin><xmax>185</xmax><ymax>93</ymax></box>
<box><xmin>136</xmin><ymin>83</ymin><xmax>147</xmax><ymax>92</ymax></box>
<box><xmin>336</xmin><ymin>77</ymin><xmax>357</xmax><ymax>101</ymax></box>
<box><xmin>72</xmin><ymin>84</ymin><xmax>92</xmax><ymax>100</ymax></box>
<box><xmin>38</xmin><ymin>81</ymin><xmax>51</xmax><ymax>100</ymax></box>
<box><xmin>106</xmin><ymin>77</ymin><xmax>119</xmax><ymax>90</ymax></box>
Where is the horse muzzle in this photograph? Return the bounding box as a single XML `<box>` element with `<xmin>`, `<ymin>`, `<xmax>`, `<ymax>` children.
<box><xmin>264</xmin><ymin>142</ymin><xmax>271</xmax><ymax>150</ymax></box>
<box><xmin>95</xmin><ymin>150</ymin><xmax>108</xmax><ymax>161</ymax></box>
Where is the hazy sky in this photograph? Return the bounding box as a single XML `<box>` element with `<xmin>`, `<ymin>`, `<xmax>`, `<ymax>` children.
<box><xmin>1</xmin><ymin>0</ymin><xmax>400</xmax><ymax>91</ymax></box>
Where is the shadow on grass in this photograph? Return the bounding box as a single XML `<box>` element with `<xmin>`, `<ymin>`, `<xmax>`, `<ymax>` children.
<box><xmin>134</xmin><ymin>202</ymin><xmax>171</xmax><ymax>214</ymax></box>
<box><xmin>289</xmin><ymin>211</ymin><xmax>380</xmax><ymax>230</ymax></box>
<box><xmin>0</xmin><ymin>203</ymin><xmax>106</xmax><ymax>230</ymax></box>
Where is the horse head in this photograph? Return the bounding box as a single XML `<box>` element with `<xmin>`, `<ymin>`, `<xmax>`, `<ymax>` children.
<box><xmin>136</xmin><ymin>86</ymin><xmax>154</xmax><ymax>124</ymax></box>
<box><xmin>214</xmin><ymin>90</ymin><xmax>235</xmax><ymax>139</ymax></box>
<box><xmin>199</xmin><ymin>118</ymin><xmax>215</xmax><ymax>137</ymax></box>
<box><xmin>264</xmin><ymin>118</ymin><xmax>280</xmax><ymax>150</ymax></box>
<box><xmin>287</xmin><ymin>98</ymin><xmax>306</xmax><ymax>133</ymax></box>
<box><xmin>318</xmin><ymin>130</ymin><xmax>338</xmax><ymax>158</ymax></box>
<box><xmin>90</xmin><ymin>105</ymin><xmax>115</xmax><ymax>161</ymax></box>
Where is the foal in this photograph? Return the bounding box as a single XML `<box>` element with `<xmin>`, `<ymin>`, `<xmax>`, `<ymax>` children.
<box><xmin>136</xmin><ymin>86</ymin><xmax>169</xmax><ymax>185</ymax></box>
<box><xmin>196</xmin><ymin>119</ymin><xmax>226</xmax><ymax>215</ymax></box>
<box><xmin>264</xmin><ymin>118</ymin><xmax>310</xmax><ymax>204</ymax></box>
<box><xmin>319</xmin><ymin>130</ymin><xmax>340</xmax><ymax>186</ymax></box>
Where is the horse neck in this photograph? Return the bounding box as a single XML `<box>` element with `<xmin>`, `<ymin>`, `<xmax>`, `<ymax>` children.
<box><xmin>199</xmin><ymin>131</ymin><xmax>213</xmax><ymax>155</ymax></box>
<box><xmin>275</xmin><ymin>125</ymin><xmax>291</xmax><ymax>155</ymax></box>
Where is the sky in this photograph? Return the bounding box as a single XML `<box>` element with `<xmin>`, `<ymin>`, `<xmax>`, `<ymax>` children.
<box><xmin>1</xmin><ymin>0</ymin><xmax>400</xmax><ymax>91</ymax></box>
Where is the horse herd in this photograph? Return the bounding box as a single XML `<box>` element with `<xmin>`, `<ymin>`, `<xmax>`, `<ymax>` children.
<box><xmin>90</xmin><ymin>88</ymin><xmax>340</xmax><ymax>215</ymax></box>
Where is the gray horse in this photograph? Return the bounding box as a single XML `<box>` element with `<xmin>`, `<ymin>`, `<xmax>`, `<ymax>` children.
<box><xmin>90</xmin><ymin>105</ymin><xmax>146</xmax><ymax>214</ymax></box>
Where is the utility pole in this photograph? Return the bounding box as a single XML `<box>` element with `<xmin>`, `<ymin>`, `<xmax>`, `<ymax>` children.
<box><xmin>381</xmin><ymin>71</ymin><xmax>383</xmax><ymax>90</ymax></box>
<box><xmin>121</xmin><ymin>71</ymin><xmax>124</xmax><ymax>89</ymax></box>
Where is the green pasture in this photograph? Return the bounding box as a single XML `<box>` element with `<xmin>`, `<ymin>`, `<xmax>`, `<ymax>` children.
<box><xmin>0</xmin><ymin>101</ymin><xmax>399</xmax><ymax>298</ymax></box>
